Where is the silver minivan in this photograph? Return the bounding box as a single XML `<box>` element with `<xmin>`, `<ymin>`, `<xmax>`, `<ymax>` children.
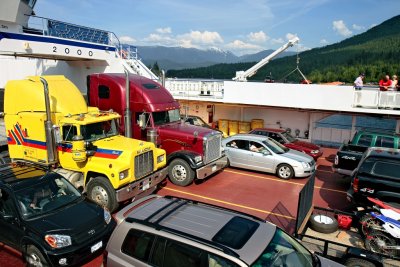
<box><xmin>222</xmin><ymin>134</ymin><xmax>315</xmax><ymax>179</ymax></box>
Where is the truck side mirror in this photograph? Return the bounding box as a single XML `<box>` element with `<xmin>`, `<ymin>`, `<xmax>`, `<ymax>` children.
<box><xmin>138</xmin><ymin>114</ymin><xmax>146</xmax><ymax>130</ymax></box>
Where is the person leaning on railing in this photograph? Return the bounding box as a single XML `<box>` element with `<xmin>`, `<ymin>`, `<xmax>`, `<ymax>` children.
<box><xmin>391</xmin><ymin>75</ymin><xmax>398</xmax><ymax>91</ymax></box>
<box><xmin>379</xmin><ymin>74</ymin><xmax>392</xmax><ymax>91</ymax></box>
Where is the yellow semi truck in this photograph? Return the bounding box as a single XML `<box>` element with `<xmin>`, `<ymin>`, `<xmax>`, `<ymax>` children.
<box><xmin>4</xmin><ymin>75</ymin><xmax>167</xmax><ymax>212</ymax></box>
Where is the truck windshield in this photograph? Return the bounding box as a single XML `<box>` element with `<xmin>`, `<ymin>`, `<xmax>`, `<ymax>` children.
<box><xmin>15</xmin><ymin>175</ymin><xmax>82</xmax><ymax>219</ymax></box>
<box><xmin>153</xmin><ymin>109</ymin><xmax>181</xmax><ymax>126</ymax></box>
<box><xmin>81</xmin><ymin>119</ymin><xmax>119</xmax><ymax>141</ymax></box>
<box><xmin>263</xmin><ymin>138</ymin><xmax>289</xmax><ymax>154</ymax></box>
<box><xmin>251</xmin><ymin>228</ymin><xmax>314</xmax><ymax>267</ymax></box>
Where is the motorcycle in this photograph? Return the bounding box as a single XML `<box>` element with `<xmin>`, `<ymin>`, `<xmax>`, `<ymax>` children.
<box><xmin>358</xmin><ymin>197</ymin><xmax>400</xmax><ymax>257</ymax></box>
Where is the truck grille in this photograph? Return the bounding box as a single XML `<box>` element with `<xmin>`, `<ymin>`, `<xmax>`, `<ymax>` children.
<box><xmin>204</xmin><ymin>133</ymin><xmax>222</xmax><ymax>164</ymax></box>
<box><xmin>134</xmin><ymin>151</ymin><xmax>154</xmax><ymax>179</ymax></box>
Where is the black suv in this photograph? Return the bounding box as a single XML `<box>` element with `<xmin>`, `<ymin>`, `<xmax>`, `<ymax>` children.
<box><xmin>0</xmin><ymin>164</ymin><xmax>116</xmax><ymax>266</ymax></box>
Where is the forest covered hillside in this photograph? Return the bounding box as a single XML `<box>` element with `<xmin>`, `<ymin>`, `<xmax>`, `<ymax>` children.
<box><xmin>166</xmin><ymin>15</ymin><xmax>400</xmax><ymax>83</ymax></box>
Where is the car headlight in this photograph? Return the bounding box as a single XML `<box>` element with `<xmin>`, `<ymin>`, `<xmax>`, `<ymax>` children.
<box><xmin>311</xmin><ymin>150</ymin><xmax>319</xmax><ymax>154</ymax></box>
<box><xmin>157</xmin><ymin>154</ymin><xmax>165</xmax><ymax>163</ymax></box>
<box><xmin>104</xmin><ymin>208</ymin><xmax>112</xmax><ymax>224</ymax></box>
<box><xmin>45</xmin><ymin>234</ymin><xmax>72</xmax><ymax>248</ymax></box>
<box><xmin>301</xmin><ymin>162</ymin><xmax>310</xmax><ymax>168</ymax></box>
<box><xmin>194</xmin><ymin>155</ymin><xmax>202</xmax><ymax>163</ymax></box>
<box><xmin>119</xmin><ymin>169</ymin><xmax>129</xmax><ymax>180</ymax></box>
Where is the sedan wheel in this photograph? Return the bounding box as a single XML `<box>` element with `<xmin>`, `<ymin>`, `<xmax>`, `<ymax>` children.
<box><xmin>276</xmin><ymin>164</ymin><xmax>294</xmax><ymax>180</ymax></box>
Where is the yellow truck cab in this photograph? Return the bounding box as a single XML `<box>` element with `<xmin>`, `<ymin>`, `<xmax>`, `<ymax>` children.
<box><xmin>4</xmin><ymin>75</ymin><xmax>167</xmax><ymax>212</ymax></box>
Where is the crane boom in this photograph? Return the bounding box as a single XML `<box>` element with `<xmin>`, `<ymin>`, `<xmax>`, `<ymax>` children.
<box><xmin>233</xmin><ymin>37</ymin><xmax>300</xmax><ymax>82</ymax></box>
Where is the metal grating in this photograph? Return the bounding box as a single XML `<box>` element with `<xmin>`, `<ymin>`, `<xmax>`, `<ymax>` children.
<box><xmin>204</xmin><ymin>134</ymin><xmax>222</xmax><ymax>164</ymax></box>
<box><xmin>134</xmin><ymin>151</ymin><xmax>154</xmax><ymax>179</ymax></box>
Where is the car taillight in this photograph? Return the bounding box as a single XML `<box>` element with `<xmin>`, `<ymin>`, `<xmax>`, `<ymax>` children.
<box><xmin>352</xmin><ymin>177</ymin><xmax>359</xmax><ymax>192</ymax></box>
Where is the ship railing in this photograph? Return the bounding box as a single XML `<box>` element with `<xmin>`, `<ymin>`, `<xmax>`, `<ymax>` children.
<box><xmin>25</xmin><ymin>15</ymin><xmax>134</xmax><ymax>58</ymax></box>
<box><xmin>165</xmin><ymin>79</ymin><xmax>224</xmax><ymax>99</ymax></box>
<box><xmin>352</xmin><ymin>86</ymin><xmax>400</xmax><ymax>109</ymax></box>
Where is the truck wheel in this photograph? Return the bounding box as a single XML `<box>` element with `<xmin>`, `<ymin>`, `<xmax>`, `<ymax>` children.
<box><xmin>87</xmin><ymin>177</ymin><xmax>119</xmax><ymax>212</ymax></box>
<box><xmin>276</xmin><ymin>164</ymin><xmax>294</xmax><ymax>180</ymax></box>
<box><xmin>309</xmin><ymin>214</ymin><xmax>338</xmax><ymax>234</ymax></box>
<box><xmin>168</xmin><ymin>159</ymin><xmax>195</xmax><ymax>186</ymax></box>
<box><xmin>344</xmin><ymin>257</ymin><xmax>375</xmax><ymax>267</ymax></box>
<box><xmin>365</xmin><ymin>230</ymin><xmax>397</xmax><ymax>257</ymax></box>
<box><xmin>26</xmin><ymin>245</ymin><xmax>48</xmax><ymax>267</ymax></box>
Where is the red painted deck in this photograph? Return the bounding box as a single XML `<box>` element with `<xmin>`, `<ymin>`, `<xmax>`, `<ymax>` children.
<box><xmin>1</xmin><ymin>147</ymin><xmax>350</xmax><ymax>267</ymax></box>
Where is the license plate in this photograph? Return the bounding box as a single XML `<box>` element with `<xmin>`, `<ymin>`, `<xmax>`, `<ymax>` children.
<box><xmin>91</xmin><ymin>241</ymin><xmax>102</xmax><ymax>253</ymax></box>
<box><xmin>212</xmin><ymin>165</ymin><xmax>217</xmax><ymax>172</ymax></box>
<box><xmin>142</xmin><ymin>179</ymin><xmax>150</xmax><ymax>191</ymax></box>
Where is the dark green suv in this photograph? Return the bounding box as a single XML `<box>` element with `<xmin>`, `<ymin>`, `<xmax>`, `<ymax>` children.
<box><xmin>0</xmin><ymin>164</ymin><xmax>116</xmax><ymax>266</ymax></box>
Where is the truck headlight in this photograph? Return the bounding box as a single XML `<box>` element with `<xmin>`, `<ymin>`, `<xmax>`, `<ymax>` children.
<box><xmin>104</xmin><ymin>208</ymin><xmax>112</xmax><ymax>224</ymax></box>
<box><xmin>157</xmin><ymin>155</ymin><xmax>165</xmax><ymax>163</ymax></box>
<box><xmin>194</xmin><ymin>155</ymin><xmax>202</xmax><ymax>163</ymax></box>
<box><xmin>301</xmin><ymin>162</ymin><xmax>310</xmax><ymax>168</ymax></box>
<box><xmin>45</xmin><ymin>234</ymin><xmax>72</xmax><ymax>248</ymax></box>
<box><xmin>119</xmin><ymin>169</ymin><xmax>129</xmax><ymax>180</ymax></box>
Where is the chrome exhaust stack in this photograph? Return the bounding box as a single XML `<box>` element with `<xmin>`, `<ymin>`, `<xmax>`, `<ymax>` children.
<box><xmin>40</xmin><ymin>77</ymin><xmax>58</xmax><ymax>165</ymax></box>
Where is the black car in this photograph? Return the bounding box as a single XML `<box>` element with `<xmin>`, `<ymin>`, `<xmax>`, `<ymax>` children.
<box><xmin>0</xmin><ymin>164</ymin><xmax>116</xmax><ymax>267</ymax></box>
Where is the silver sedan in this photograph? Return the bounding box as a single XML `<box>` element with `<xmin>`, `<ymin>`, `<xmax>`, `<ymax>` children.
<box><xmin>222</xmin><ymin>134</ymin><xmax>315</xmax><ymax>179</ymax></box>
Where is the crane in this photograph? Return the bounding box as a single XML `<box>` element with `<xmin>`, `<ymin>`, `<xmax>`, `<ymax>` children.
<box><xmin>232</xmin><ymin>37</ymin><xmax>300</xmax><ymax>82</ymax></box>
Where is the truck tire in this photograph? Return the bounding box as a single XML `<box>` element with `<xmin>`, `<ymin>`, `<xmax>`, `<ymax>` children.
<box><xmin>168</xmin><ymin>159</ymin><xmax>195</xmax><ymax>186</ymax></box>
<box><xmin>276</xmin><ymin>164</ymin><xmax>294</xmax><ymax>180</ymax></box>
<box><xmin>87</xmin><ymin>177</ymin><xmax>119</xmax><ymax>212</ymax></box>
<box><xmin>26</xmin><ymin>245</ymin><xmax>48</xmax><ymax>267</ymax></box>
<box><xmin>344</xmin><ymin>257</ymin><xmax>375</xmax><ymax>267</ymax></box>
<box><xmin>309</xmin><ymin>214</ymin><xmax>338</xmax><ymax>234</ymax></box>
<box><xmin>365</xmin><ymin>230</ymin><xmax>397</xmax><ymax>257</ymax></box>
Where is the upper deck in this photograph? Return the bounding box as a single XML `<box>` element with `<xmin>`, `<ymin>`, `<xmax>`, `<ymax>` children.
<box><xmin>165</xmin><ymin>79</ymin><xmax>400</xmax><ymax>116</ymax></box>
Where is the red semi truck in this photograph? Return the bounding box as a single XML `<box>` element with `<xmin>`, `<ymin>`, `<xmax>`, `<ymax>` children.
<box><xmin>87</xmin><ymin>73</ymin><xmax>227</xmax><ymax>186</ymax></box>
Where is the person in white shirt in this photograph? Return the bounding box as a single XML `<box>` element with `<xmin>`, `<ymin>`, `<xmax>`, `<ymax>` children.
<box><xmin>354</xmin><ymin>73</ymin><xmax>365</xmax><ymax>90</ymax></box>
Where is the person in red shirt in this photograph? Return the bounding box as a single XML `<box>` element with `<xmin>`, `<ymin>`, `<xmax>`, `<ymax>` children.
<box><xmin>379</xmin><ymin>74</ymin><xmax>392</xmax><ymax>91</ymax></box>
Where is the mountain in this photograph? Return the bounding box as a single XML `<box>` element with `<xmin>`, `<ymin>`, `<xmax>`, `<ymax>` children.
<box><xmin>137</xmin><ymin>46</ymin><xmax>295</xmax><ymax>70</ymax></box>
<box><xmin>166</xmin><ymin>15</ymin><xmax>400</xmax><ymax>83</ymax></box>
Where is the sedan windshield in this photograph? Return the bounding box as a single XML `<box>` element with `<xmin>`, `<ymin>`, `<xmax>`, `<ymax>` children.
<box><xmin>263</xmin><ymin>138</ymin><xmax>289</xmax><ymax>154</ymax></box>
<box><xmin>282</xmin><ymin>131</ymin><xmax>297</xmax><ymax>142</ymax></box>
<box><xmin>15</xmin><ymin>176</ymin><xmax>81</xmax><ymax>219</ymax></box>
<box><xmin>251</xmin><ymin>228</ymin><xmax>314</xmax><ymax>267</ymax></box>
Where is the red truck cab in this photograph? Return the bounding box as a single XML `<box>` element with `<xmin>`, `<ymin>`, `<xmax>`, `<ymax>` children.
<box><xmin>87</xmin><ymin>73</ymin><xmax>227</xmax><ymax>186</ymax></box>
<box><xmin>249</xmin><ymin>128</ymin><xmax>322</xmax><ymax>160</ymax></box>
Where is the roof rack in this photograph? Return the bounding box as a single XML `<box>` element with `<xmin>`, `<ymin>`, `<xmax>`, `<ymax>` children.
<box><xmin>163</xmin><ymin>195</ymin><xmax>265</xmax><ymax>223</ymax></box>
<box><xmin>125</xmin><ymin>196</ymin><xmax>244</xmax><ymax>258</ymax></box>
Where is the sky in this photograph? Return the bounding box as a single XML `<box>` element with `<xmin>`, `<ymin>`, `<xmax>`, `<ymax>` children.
<box><xmin>34</xmin><ymin>0</ymin><xmax>400</xmax><ymax>56</ymax></box>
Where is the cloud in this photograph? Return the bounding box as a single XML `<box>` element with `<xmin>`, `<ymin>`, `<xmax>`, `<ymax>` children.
<box><xmin>352</xmin><ymin>24</ymin><xmax>365</xmax><ymax>31</ymax></box>
<box><xmin>226</xmin><ymin>40</ymin><xmax>261</xmax><ymax>50</ymax></box>
<box><xmin>119</xmin><ymin>36</ymin><xmax>136</xmax><ymax>44</ymax></box>
<box><xmin>247</xmin><ymin>31</ymin><xmax>269</xmax><ymax>43</ymax></box>
<box><xmin>320</xmin><ymin>39</ymin><xmax>329</xmax><ymax>44</ymax></box>
<box><xmin>286</xmin><ymin>33</ymin><xmax>298</xmax><ymax>41</ymax></box>
<box><xmin>332</xmin><ymin>20</ymin><xmax>352</xmax><ymax>37</ymax></box>
<box><xmin>176</xmin><ymin>30</ymin><xmax>224</xmax><ymax>48</ymax></box>
<box><xmin>271</xmin><ymin>38</ymin><xmax>284</xmax><ymax>45</ymax></box>
<box><xmin>156</xmin><ymin>27</ymin><xmax>172</xmax><ymax>34</ymax></box>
